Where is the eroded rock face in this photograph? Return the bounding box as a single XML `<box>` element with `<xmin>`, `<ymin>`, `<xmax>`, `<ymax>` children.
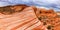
<box><xmin>36</xmin><ymin>8</ymin><xmax>57</xmax><ymax>17</ymax></box>
<box><xmin>0</xmin><ymin>5</ymin><xmax>47</xmax><ymax>30</ymax></box>
<box><xmin>0</xmin><ymin>4</ymin><xmax>28</xmax><ymax>15</ymax></box>
<box><xmin>37</xmin><ymin>8</ymin><xmax>60</xmax><ymax>30</ymax></box>
<box><xmin>0</xmin><ymin>4</ymin><xmax>60</xmax><ymax>30</ymax></box>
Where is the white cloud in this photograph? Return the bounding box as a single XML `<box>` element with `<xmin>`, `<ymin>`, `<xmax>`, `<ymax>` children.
<box><xmin>0</xmin><ymin>1</ymin><xmax>10</xmax><ymax>7</ymax></box>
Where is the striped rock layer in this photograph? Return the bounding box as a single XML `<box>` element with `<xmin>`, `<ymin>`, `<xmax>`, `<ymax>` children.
<box><xmin>0</xmin><ymin>6</ymin><xmax>47</xmax><ymax>30</ymax></box>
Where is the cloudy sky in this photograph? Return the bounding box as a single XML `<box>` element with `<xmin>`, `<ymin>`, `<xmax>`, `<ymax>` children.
<box><xmin>0</xmin><ymin>0</ymin><xmax>60</xmax><ymax>11</ymax></box>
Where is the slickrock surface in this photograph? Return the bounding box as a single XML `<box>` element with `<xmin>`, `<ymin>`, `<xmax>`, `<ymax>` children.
<box><xmin>0</xmin><ymin>4</ymin><xmax>60</xmax><ymax>30</ymax></box>
<box><xmin>0</xmin><ymin>5</ymin><xmax>47</xmax><ymax>30</ymax></box>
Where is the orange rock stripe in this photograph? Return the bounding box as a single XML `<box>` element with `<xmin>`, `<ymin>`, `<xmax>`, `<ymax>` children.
<box><xmin>16</xmin><ymin>18</ymin><xmax>39</xmax><ymax>30</ymax></box>
<box><xmin>24</xmin><ymin>21</ymin><xmax>39</xmax><ymax>30</ymax></box>
<box><xmin>11</xmin><ymin>18</ymin><xmax>36</xmax><ymax>30</ymax></box>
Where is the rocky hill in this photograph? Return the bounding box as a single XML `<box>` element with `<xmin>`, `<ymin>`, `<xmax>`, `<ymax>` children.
<box><xmin>37</xmin><ymin>8</ymin><xmax>60</xmax><ymax>30</ymax></box>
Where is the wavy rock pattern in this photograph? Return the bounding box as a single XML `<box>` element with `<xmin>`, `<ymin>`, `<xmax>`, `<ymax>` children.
<box><xmin>0</xmin><ymin>5</ymin><xmax>47</xmax><ymax>30</ymax></box>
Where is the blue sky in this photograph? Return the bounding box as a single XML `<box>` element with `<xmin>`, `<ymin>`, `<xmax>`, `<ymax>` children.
<box><xmin>0</xmin><ymin>0</ymin><xmax>60</xmax><ymax>11</ymax></box>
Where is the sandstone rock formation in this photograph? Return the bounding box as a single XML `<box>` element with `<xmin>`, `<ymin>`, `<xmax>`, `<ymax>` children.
<box><xmin>37</xmin><ymin>8</ymin><xmax>60</xmax><ymax>30</ymax></box>
<box><xmin>0</xmin><ymin>4</ymin><xmax>60</xmax><ymax>30</ymax></box>
<box><xmin>0</xmin><ymin>5</ymin><xmax>47</xmax><ymax>30</ymax></box>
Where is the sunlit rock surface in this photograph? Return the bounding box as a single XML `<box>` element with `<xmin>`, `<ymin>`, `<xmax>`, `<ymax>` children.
<box><xmin>37</xmin><ymin>8</ymin><xmax>60</xmax><ymax>30</ymax></box>
<box><xmin>0</xmin><ymin>5</ymin><xmax>47</xmax><ymax>30</ymax></box>
<box><xmin>0</xmin><ymin>4</ymin><xmax>60</xmax><ymax>30</ymax></box>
